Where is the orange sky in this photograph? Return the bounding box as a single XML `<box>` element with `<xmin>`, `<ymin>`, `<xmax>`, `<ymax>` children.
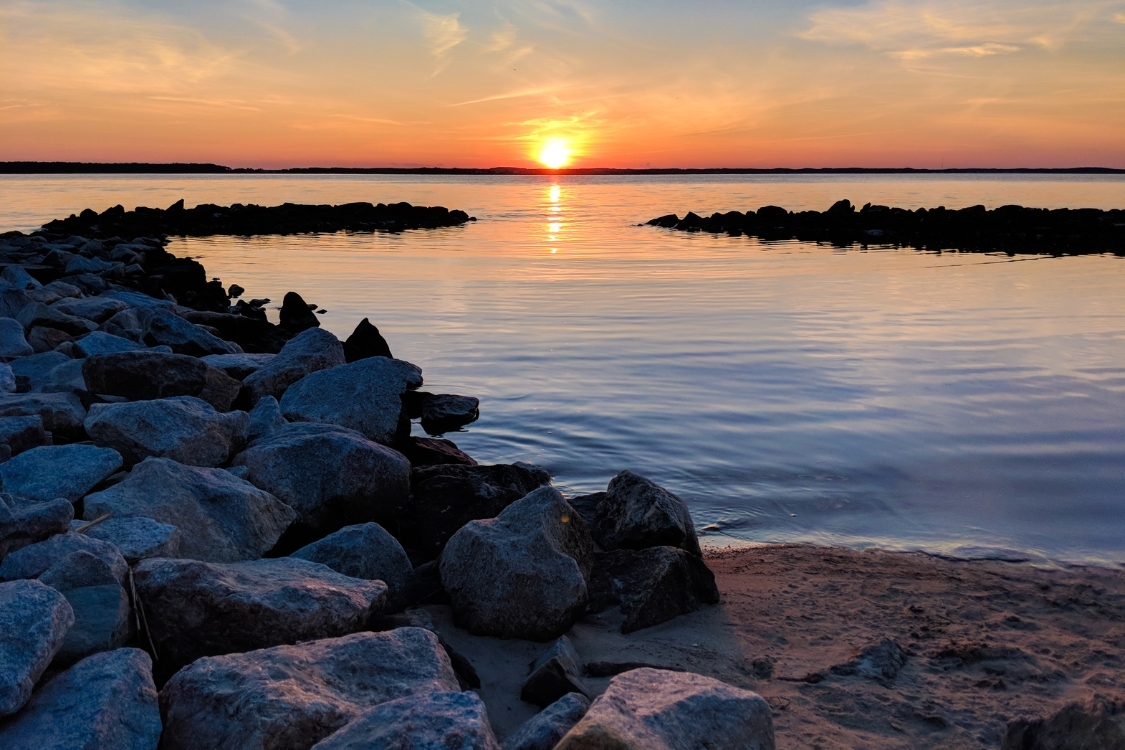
<box><xmin>1</xmin><ymin>0</ymin><xmax>1124</xmax><ymax>168</ymax></box>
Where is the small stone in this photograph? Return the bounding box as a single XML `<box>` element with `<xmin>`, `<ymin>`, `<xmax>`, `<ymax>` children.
<box><xmin>311</xmin><ymin>691</ymin><xmax>500</xmax><ymax>750</ymax></box>
<box><xmin>503</xmin><ymin>693</ymin><xmax>591</xmax><ymax>750</ymax></box>
<box><xmin>0</xmin><ymin>444</ymin><xmax>122</xmax><ymax>504</ymax></box>
<box><xmin>521</xmin><ymin>636</ymin><xmax>591</xmax><ymax>708</ymax></box>
<box><xmin>0</xmin><ymin>579</ymin><xmax>74</xmax><ymax>717</ymax></box>
<box><xmin>830</xmin><ymin>638</ymin><xmax>908</xmax><ymax>682</ymax></box>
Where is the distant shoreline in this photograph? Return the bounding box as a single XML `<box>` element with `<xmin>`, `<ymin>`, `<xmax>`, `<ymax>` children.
<box><xmin>2</xmin><ymin>162</ymin><xmax>1124</xmax><ymax>176</ymax></box>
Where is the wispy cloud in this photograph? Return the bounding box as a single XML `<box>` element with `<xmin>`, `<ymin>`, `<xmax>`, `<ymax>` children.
<box><xmin>421</xmin><ymin>10</ymin><xmax>467</xmax><ymax>57</ymax></box>
<box><xmin>1115</xmin><ymin>10</ymin><xmax>1125</xmax><ymax>21</ymax></box>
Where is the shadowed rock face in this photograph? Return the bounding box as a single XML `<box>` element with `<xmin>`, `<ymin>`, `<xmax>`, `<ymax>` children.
<box><xmin>242</xmin><ymin>327</ymin><xmax>345</xmax><ymax>405</ymax></box>
<box><xmin>587</xmin><ymin>546</ymin><xmax>719</xmax><ymax>634</ymax></box>
<box><xmin>291</xmin><ymin>522</ymin><xmax>413</xmax><ymax>608</ymax></box>
<box><xmin>310</xmin><ymin>691</ymin><xmax>501</xmax><ymax>750</ymax></box>
<box><xmin>503</xmin><ymin>693</ymin><xmax>591</xmax><ymax>750</ymax></box>
<box><xmin>1002</xmin><ymin>698</ymin><xmax>1125</xmax><ymax>750</ymax></box>
<box><xmin>592</xmin><ymin>470</ymin><xmax>702</xmax><ymax>557</ymax></box>
<box><xmin>0</xmin><ymin>495</ymin><xmax>72</xmax><ymax>560</ymax></box>
<box><xmin>0</xmin><ymin>579</ymin><xmax>74</xmax><ymax>718</ymax></box>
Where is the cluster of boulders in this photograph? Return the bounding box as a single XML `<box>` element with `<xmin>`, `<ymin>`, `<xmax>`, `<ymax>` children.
<box><xmin>0</xmin><ymin>221</ymin><xmax>774</xmax><ymax>748</ymax></box>
<box><xmin>648</xmin><ymin>199</ymin><xmax>1125</xmax><ymax>255</ymax></box>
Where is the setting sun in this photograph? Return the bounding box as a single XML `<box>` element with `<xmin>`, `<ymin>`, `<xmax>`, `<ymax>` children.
<box><xmin>538</xmin><ymin>139</ymin><xmax>571</xmax><ymax>169</ymax></box>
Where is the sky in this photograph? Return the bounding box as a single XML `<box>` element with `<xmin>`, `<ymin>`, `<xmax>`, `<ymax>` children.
<box><xmin>1</xmin><ymin>0</ymin><xmax>1124</xmax><ymax>168</ymax></box>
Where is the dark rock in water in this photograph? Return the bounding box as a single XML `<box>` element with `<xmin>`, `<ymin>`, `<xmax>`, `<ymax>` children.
<box><xmin>0</xmin><ymin>648</ymin><xmax>161</xmax><ymax>750</ymax></box>
<box><xmin>343</xmin><ymin>317</ymin><xmax>392</xmax><ymax>362</ymax></box>
<box><xmin>134</xmin><ymin>556</ymin><xmax>387</xmax><ymax>668</ymax></box>
<box><xmin>555</xmin><ymin>668</ymin><xmax>775</xmax><ymax>750</ymax></box>
<box><xmin>587</xmin><ymin>546</ymin><xmax>719</xmax><ymax>634</ymax></box>
<box><xmin>0</xmin><ymin>496</ymin><xmax>73</xmax><ymax>559</ymax></box>
<box><xmin>521</xmin><ymin>636</ymin><xmax>591</xmax><ymax>708</ymax></box>
<box><xmin>242</xmin><ymin>327</ymin><xmax>345</xmax><ymax>404</ymax></box>
<box><xmin>82</xmin><ymin>350</ymin><xmax>242</xmax><ymax>411</ymax></box>
<box><xmin>0</xmin><ymin>579</ymin><xmax>74</xmax><ymax>718</ymax></box>
<box><xmin>829</xmin><ymin>638</ymin><xmax>907</xmax><ymax>682</ymax></box>
<box><xmin>158</xmin><ymin>628</ymin><xmax>460</xmax><ymax>750</ymax></box>
<box><xmin>0</xmin><ymin>415</ymin><xmax>50</xmax><ymax>456</ymax></box>
<box><xmin>440</xmin><ymin>486</ymin><xmax>594</xmax><ymax>641</ymax></box>
<box><xmin>421</xmin><ymin>393</ymin><xmax>480</xmax><ymax>435</ymax></box>
<box><xmin>228</xmin><ymin>284</ymin><xmax>245</xmax><ymax>298</ymax></box>
<box><xmin>399</xmin><ymin>436</ymin><xmax>477</xmax><ymax>467</ymax></box>
<box><xmin>566</xmin><ymin>492</ymin><xmax>604</xmax><ymax>526</ymax></box>
<box><xmin>38</xmin><ymin>549</ymin><xmax>131</xmax><ymax>665</ymax></box>
<box><xmin>71</xmin><ymin>515</ymin><xmax>180</xmax><ymax>564</ymax></box>
<box><xmin>593</xmin><ymin>470</ymin><xmax>702</xmax><ymax>556</ymax></box>
<box><xmin>0</xmin><ymin>532</ymin><xmax>128</xmax><ymax>583</ymax></box>
<box><xmin>503</xmin><ymin>693</ymin><xmax>591</xmax><ymax>750</ymax></box>
<box><xmin>404</xmin><ymin>462</ymin><xmax>550</xmax><ymax>557</ymax></box>
<box><xmin>0</xmin><ymin>392</ymin><xmax>86</xmax><ymax>440</ymax></box>
<box><xmin>311</xmin><ymin>690</ymin><xmax>500</xmax><ymax>750</ymax></box>
<box><xmin>1003</xmin><ymin>697</ymin><xmax>1125</xmax><ymax>750</ymax></box>
<box><xmin>0</xmin><ymin>444</ymin><xmax>122</xmax><ymax>503</ymax></box>
<box><xmin>201</xmin><ymin>352</ymin><xmax>275</xmax><ymax>380</ymax></box>
<box><xmin>280</xmin><ymin>291</ymin><xmax>320</xmax><ymax>333</ymax></box>
<box><xmin>182</xmin><ymin>311</ymin><xmax>291</xmax><ymax>353</ymax></box>
<box><xmin>291</xmin><ymin>522</ymin><xmax>413</xmax><ymax>608</ymax></box>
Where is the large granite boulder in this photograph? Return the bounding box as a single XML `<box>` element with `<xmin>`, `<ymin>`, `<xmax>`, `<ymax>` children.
<box><xmin>342</xmin><ymin>318</ymin><xmax>392</xmax><ymax>362</ymax></box>
<box><xmin>0</xmin><ymin>532</ymin><xmax>127</xmax><ymax>583</ymax></box>
<box><xmin>0</xmin><ymin>648</ymin><xmax>161</xmax><ymax>750</ymax></box>
<box><xmin>140</xmin><ymin>307</ymin><xmax>242</xmax><ymax>356</ymax></box>
<box><xmin>85</xmin><ymin>396</ymin><xmax>249</xmax><ymax>466</ymax></box>
<box><xmin>159</xmin><ymin>628</ymin><xmax>460</xmax><ymax>750</ymax></box>
<box><xmin>291</xmin><ymin>522</ymin><xmax>413</xmax><ymax>608</ymax></box>
<box><xmin>405</xmin><ymin>463</ymin><xmax>551</xmax><ymax>559</ymax></box>
<box><xmin>38</xmin><ymin>550</ymin><xmax>131</xmax><ymax>664</ymax></box>
<box><xmin>181</xmin><ymin>312</ymin><xmax>290</xmax><ymax>354</ymax></box>
<box><xmin>71</xmin><ymin>516</ymin><xmax>181</xmax><ymax>564</ymax></box>
<box><xmin>202</xmin><ymin>352</ymin><xmax>275</xmax><ymax>380</ymax></box>
<box><xmin>17</xmin><ymin>302</ymin><xmax>97</xmax><ymax>336</ymax></box>
<box><xmin>242</xmin><ymin>327</ymin><xmax>345</xmax><ymax>404</ymax></box>
<box><xmin>279</xmin><ymin>355</ymin><xmax>422</xmax><ymax>445</ymax></box>
<box><xmin>521</xmin><ymin>636</ymin><xmax>590</xmax><ymax>708</ymax></box>
<box><xmin>232</xmin><ymin>422</ymin><xmax>410</xmax><ymax>546</ymax></box>
<box><xmin>311</xmin><ymin>690</ymin><xmax>500</xmax><ymax>750</ymax></box>
<box><xmin>0</xmin><ymin>444</ymin><xmax>122</xmax><ymax>503</ymax></box>
<box><xmin>71</xmin><ymin>330</ymin><xmax>146</xmax><ymax>357</ymax></box>
<box><xmin>555</xmin><ymin>668</ymin><xmax>775</xmax><ymax>750</ymax></box>
<box><xmin>0</xmin><ymin>579</ymin><xmax>74</xmax><ymax>717</ymax></box>
<box><xmin>440</xmin><ymin>486</ymin><xmax>594</xmax><ymax>641</ymax></box>
<box><xmin>50</xmin><ymin>296</ymin><xmax>128</xmax><ymax>323</ymax></box>
<box><xmin>503</xmin><ymin>693</ymin><xmax>591</xmax><ymax>750</ymax></box>
<box><xmin>248</xmin><ymin>394</ymin><xmax>287</xmax><ymax>440</ymax></box>
<box><xmin>0</xmin><ymin>317</ymin><xmax>34</xmax><ymax>360</ymax></box>
<box><xmin>587</xmin><ymin>546</ymin><xmax>719</xmax><ymax>634</ymax></box>
<box><xmin>7</xmin><ymin>352</ymin><xmax>68</xmax><ymax>391</ymax></box>
<box><xmin>592</xmin><ymin>471</ymin><xmax>702</xmax><ymax>556</ymax></box>
<box><xmin>0</xmin><ymin>496</ymin><xmax>73</xmax><ymax>559</ymax></box>
<box><xmin>0</xmin><ymin>392</ymin><xmax>86</xmax><ymax>440</ymax></box>
<box><xmin>82</xmin><ymin>351</ymin><xmax>241</xmax><ymax>411</ymax></box>
<box><xmin>0</xmin><ymin>416</ymin><xmax>47</xmax><ymax>457</ymax></box>
<box><xmin>134</xmin><ymin>557</ymin><xmax>387</xmax><ymax>667</ymax></box>
<box><xmin>83</xmin><ymin>457</ymin><xmax>295</xmax><ymax>562</ymax></box>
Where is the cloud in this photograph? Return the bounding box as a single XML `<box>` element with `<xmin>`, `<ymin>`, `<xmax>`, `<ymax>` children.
<box><xmin>485</xmin><ymin>20</ymin><xmax>518</xmax><ymax>52</ymax></box>
<box><xmin>421</xmin><ymin>11</ymin><xmax>467</xmax><ymax>57</ymax></box>
<box><xmin>1116</xmin><ymin>11</ymin><xmax>1125</xmax><ymax>21</ymax></box>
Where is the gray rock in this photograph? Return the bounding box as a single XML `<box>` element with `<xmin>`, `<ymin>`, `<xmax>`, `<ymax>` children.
<box><xmin>17</xmin><ymin>302</ymin><xmax>97</xmax><ymax>336</ymax></box>
<box><xmin>27</xmin><ymin>326</ymin><xmax>73</xmax><ymax>354</ymax></box>
<box><xmin>421</xmin><ymin>393</ymin><xmax>480</xmax><ymax>435</ymax></box>
<box><xmin>311</xmin><ymin>690</ymin><xmax>500</xmax><ymax>750</ymax></box>
<box><xmin>242</xmin><ymin>327</ymin><xmax>345</xmax><ymax>404</ymax></box>
<box><xmin>0</xmin><ymin>496</ymin><xmax>73</xmax><ymax>559</ymax></box>
<box><xmin>440</xmin><ymin>486</ymin><xmax>595</xmax><ymax>641</ymax></box>
<box><xmin>101</xmin><ymin>306</ymin><xmax>146</xmax><ymax>334</ymax></box>
<box><xmin>159</xmin><ymin>628</ymin><xmax>460</xmax><ymax>750</ymax></box>
<box><xmin>64</xmin><ymin>256</ymin><xmax>124</xmax><ymax>276</ymax></box>
<box><xmin>141</xmin><ymin>307</ymin><xmax>242</xmax><ymax>356</ymax></box>
<box><xmin>0</xmin><ymin>647</ymin><xmax>161</xmax><ymax>750</ymax></box>
<box><xmin>280</xmin><ymin>356</ymin><xmax>423</xmax><ymax>445</ymax></box>
<box><xmin>135</xmin><ymin>556</ymin><xmax>386</xmax><ymax>667</ymax></box>
<box><xmin>1002</xmin><ymin>697</ymin><xmax>1125</xmax><ymax>750</ymax></box>
<box><xmin>85</xmin><ymin>396</ymin><xmax>249</xmax><ymax>467</ymax></box>
<box><xmin>503</xmin><ymin>693</ymin><xmax>591</xmax><ymax>750</ymax></box>
<box><xmin>40</xmin><ymin>280</ymin><xmax>82</xmax><ymax>299</ymax></box>
<box><xmin>830</xmin><ymin>638</ymin><xmax>907</xmax><ymax>682</ymax></box>
<box><xmin>83</xmin><ymin>457</ymin><xmax>295</xmax><ymax>563</ymax></box>
<box><xmin>102</xmin><ymin>290</ymin><xmax>175</xmax><ymax>311</ymax></box>
<box><xmin>82</xmin><ymin>351</ymin><xmax>241</xmax><ymax>411</ymax></box>
<box><xmin>0</xmin><ymin>392</ymin><xmax>86</xmax><ymax>439</ymax></box>
<box><xmin>555</xmin><ymin>668</ymin><xmax>775</xmax><ymax>750</ymax></box>
<box><xmin>0</xmin><ymin>444</ymin><xmax>122</xmax><ymax>504</ymax></box>
<box><xmin>1</xmin><ymin>264</ymin><xmax>42</xmax><ymax>290</ymax></box>
<box><xmin>248</xmin><ymin>394</ymin><xmax>287</xmax><ymax>440</ymax></box>
<box><xmin>593</xmin><ymin>471</ymin><xmax>702</xmax><ymax>556</ymax></box>
<box><xmin>202</xmin><ymin>352</ymin><xmax>275</xmax><ymax>380</ymax></box>
<box><xmin>0</xmin><ymin>290</ymin><xmax>36</xmax><ymax>320</ymax></box>
<box><xmin>0</xmin><ymin>363</ymin><xmax>14</xmax><ymax>394</ymax></box>
<box><xmin>0</xmin><ymin>532</ymin><xmax>128</xmax><ymax>583</ymax></box>
<box><xmin>10</xmin><ymin>351</ymin><xmax>70</xmax><ymax>390</ymax></box>
<box><xmin>521</xmin><ymin>636</ymin><xmax>590</xmax><ymax>708</ymax></box>
<box><xmin>70</xmin><ymin>516</ymin><xmax>181</xmax><ymax>564</ymax></box>
<box><xmin>233</xmin><ymin>422</ymin><xmax>410</xmax><ymax>542</ymax></box>
<box><xmin>72</xmin><ymin>330</ymin><xmax>146</xmax><ymax>357</ymax></box>
<box><xmin>38</xmin><ymin>550</ymin><xmax>131</xmax><ymax>663</ymax></box>
<box><xmin>291</xmin><ymin>522</ymin><xmax>413</xmax><ymax>606</ymax></box>
<box><xmin>49</xmin><ymin>296</ymin><xmax>129</xmax><ymax>323</ymax></box>
<box><xmin>0</xmin><ymin>317</ymin><xmax>34</xmax><ymax>360</ymax></box>
<box><xmin>33</xmin><ymin>357</ymin><xmax>86</xmax><ymax>393</ymax></box>
<box><xmin>0</xmin><ymin>579</ymin><xmax>74</xmax><ymax>717</ymax></box>
<box><xmin>587</xmin><ymin>546</ymin><xmax>719</xmax><ymax>634</ymax></box>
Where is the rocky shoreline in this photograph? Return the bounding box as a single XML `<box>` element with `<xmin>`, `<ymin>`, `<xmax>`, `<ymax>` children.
<box><xmin>647</xmin><ymin>199</ymin><xmax>1125</xmax><ymax>255</ymax></box>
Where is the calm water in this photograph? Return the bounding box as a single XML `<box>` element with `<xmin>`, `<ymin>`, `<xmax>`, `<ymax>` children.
<box><xmin>3</xmin><ymin>174</ymin><xmax>1125</xmax><ymax>565</ymax></box>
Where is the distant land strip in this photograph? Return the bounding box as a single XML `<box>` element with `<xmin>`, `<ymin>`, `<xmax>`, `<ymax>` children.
<box><xmin>2</xmin><ymin>162</ymin><xmax>1125</xmax><ymax>175</ymax></box>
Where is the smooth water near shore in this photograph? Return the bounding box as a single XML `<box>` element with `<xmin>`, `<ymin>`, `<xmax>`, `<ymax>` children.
<box><xmin>3</xmin><ymin>174</ymin><xmax>1125</xmax><ymax>565</ymax></box>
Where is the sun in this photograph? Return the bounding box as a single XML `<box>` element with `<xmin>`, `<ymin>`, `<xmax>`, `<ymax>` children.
<box><xmin>538</xmin><ymin>138</ymin><xmax>571</xmax><ymax>169</ymax></box>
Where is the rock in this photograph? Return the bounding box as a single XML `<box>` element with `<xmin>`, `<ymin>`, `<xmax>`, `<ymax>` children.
<box><xmin>399</xmin><ymin>436</ymin><xmax>478</xmax><ymax>467</ymax></box>
<box><xmin>0</xmin><ymin>392</ymin><xmax>86</xmax><ymax>439</ymax></box>
<box><xmin>159</xmin><ymin>628</ymin><xmax>460</xmax><ymax>750</ymax></box>
<box><xmin>85</xmin><ymin>396</ymin><xmax>249</xmax><ymax>467</ymax></box>
<box><xmin>0</xmin><ymin>579</ymin><xmax>74</xmax><ymax>717</ymax></box>
<box><xmin>82</xmin><ymin>351</ymin><xmax>241</xmax><ymax>411</ymax></box>
<box><xmin>593</xmin><ymin>471</ymin><xmax>702</xmax><ymax>556</ymax></box>
<box><xmin>64</xmin><ymin>255</ymin><xmax>123</xmax><ymax>275</ymax></box>
<box><xmin>0</xmin><ymin>496</ymin><xmax>73</xmax><ymax>559</ymax></box>
<box><xmin>311</xmin><ymin>690</ymin><xmax>500</xmax><ymax>750</ymax></box>
<box><xmin>242</xmin><ymin>327</ymin><xmax>345</xmax><ymax>404</ymax></box>
<box><xmin>134</xmin><ymin>557</ymin><xmax>387</xmax><ymax>667</ymax></box>
<box><xmin>0</xmin><ymin>290</ymin><xmax>35</xmax><ymax>320</ymax></box>
<box><xmin>291</xmin><ymin>522</ymin><xmax>413</xmax><ymax>607</ymax></box>
<box><xmin>1002</xmin><ymin>697</ymin><xmax>1125</xmax><ymax>750</ymax></box>
<box><xmin>279</xmin><ymin>291</ymin><xmax>320</xmax><ymax>333</ymax></box>
<box><xmin>41</xmin><ymin>280</ymin><xmax>82</xmax><ymax>299</ymax></box>
<box><xmin>0</xmin><ymin>363</ymin><xmax>14</xmax><ymax>394</ymax></box>
<box><xmin>556</xmin><ymin>669</ymin><xmax>775</xmax><ymax>750</ymax></box>
<box><xmin>31</xmin><ymin>357</ymin><xmax>85</xmax><ymax>393</ymax></box>
<box><xmin>0</xmin><ymin>444</ymin><xmax>122</xmax><ymax>504</ymax></box>
<box><xmin>0</xmin><ymin>532</ymin><xmax>128</xmax><ymax>583</ymax></box>
<box><xmin>0</xmin><ymin>317</ymin><xmax>34</xmax><ymax>360</ymax></box>
<box><xmin>10</xmin><ymin>350</ymin><xmax>70</xmax><ymax>390</ymax></box>
<box><xmin>521</xmin><ymin>636</ymin><xmax>591</xmax><ymax>708</ymax></box>
<box><xmin>248</xmin><ymin>394</ymin><xmax>287</xmax><ymax>440</ymax></box>
<box><xmin>28</xmin><ymin>326</ymin><xmax>74</xmax><ymax>353</ymax></box>
<box><xmin>38</xmin><ymin>550</ymin><xmax>131</xmax><ymax>663</ymax></box>
<box><xmin>233</xmin><ymin>422</ymin><xmax>410</xmax><ymax>545</ymax></box>
<box><xmin>0</xmin><ymin>648</ymin><xmax>161</xmax><ymax>750</ymax></box>
<box><xmin>1</xmin><ymin>264</ymin><xmax>42</xmax><ymax>290</ymax></box>
<box><xmin>405</xmin><ymin>463</ymin><xmax>551</xmax><ymax>558</ymax></box>
<box><xmin>202</xmin><ymin>352</ymin><xmax>275</xmax><ymax>380</ymax></box>
<box><xmin>72</xmin><ymin>515</ymin><xmax>181</xmax><ymax>563</ymax></box>
<box><xmin>71</xmin><ymin>330</ymin><xmax>146</xmax><ymax>357</ymax></box>
<box><xmin>829</xmin><ymin>638</ymin><xmax>908</xmax><ymax>682</ymax></box>
<box><xmin>587</xmin><ymin>547</ymin><xmax>719</xmax><ymax>634</ymax></box>
<box><xmin>343</xmin><ymin>317</ymin><xmax>392</xmax><ymax>362</ymax></box>
<box><xmin>440</xmin><ymin>486</ymin><xmax>594</xmax><ymax>641</ymax></box>
<box><xmin>141</xmin><ymin>307</ymin><xmax>242</xmax><ymax>356</ymax></box>
<box><xmin>180</xmin><ymin>311</ymin><xmax>291</xmax><ymax>354</ymax></box>
<box><xmin>503</xmin><ymin>693</ymin><xmax>591</xmax><ymax>750</ymax></box>
<box><xmin>49</xmin><ymin>296</ymin><xmax>128</xmax><ymax>323</ymax></box>
<box><xmin>83</xmin><ymin>457</ymin><xmax>295</xmax><ymax>562</ymax></box>
<box><xmin>279</xmin><ymin>355</ymin><xmax>422</xmax><ymax>445</ymax></box>
<box><xmin>566</xmin><ymin>492</ymin><xmax>604</xmax><ymax>526</ymax></box>
<box><xmin>421</xmin><ymin>393</ymin><xmax>480</xmax><ymax>435</ymax></box>
<box><xmin>17</xmin><ymin>302</ymin><xmax>97</xmax><ymax>336</ymax></box>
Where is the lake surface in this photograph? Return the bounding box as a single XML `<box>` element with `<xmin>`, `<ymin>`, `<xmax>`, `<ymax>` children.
<box><xmin>3</xmin><ymin>174</ymin><xmax>1125</xmax><ymax>565</ymax></box>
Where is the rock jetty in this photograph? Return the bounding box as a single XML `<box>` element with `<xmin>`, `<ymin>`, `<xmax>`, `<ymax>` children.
<box><xmin>648</xmin><ymin>199</ymin><xmax>1125</xmax><ymax>255</ymax></box>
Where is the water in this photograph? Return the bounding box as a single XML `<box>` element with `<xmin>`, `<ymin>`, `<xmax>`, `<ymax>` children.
<box><xmin>3</xmin><ymin>174</ymin><xmax>1125</xmax><ymax>565</ymax></box>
